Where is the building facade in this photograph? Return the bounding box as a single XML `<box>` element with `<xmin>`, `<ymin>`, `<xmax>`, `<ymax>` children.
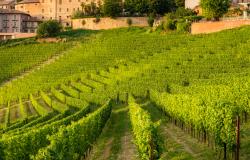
<box><xmin>0</xmin><ymin>0</ymin><xmax>15</xmax><ymax>10</ymax></box>
<box><xmin>15</xmin><ymin>0</ymin><xmax>100</xmax><ymax>26</ymax></box>
<box><xmin>0</xmin><ymin>8</ymin><xmax>40</xmax><ymax>33</ymax></box>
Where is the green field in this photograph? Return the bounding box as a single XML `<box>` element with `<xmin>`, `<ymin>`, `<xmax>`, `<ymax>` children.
<box><xmin>0</xmin><ymin>27</ymin><xmax>249</xmax><ymax>160</ymax></box>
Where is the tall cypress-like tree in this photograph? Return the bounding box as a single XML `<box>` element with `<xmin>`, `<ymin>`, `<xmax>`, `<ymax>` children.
<box><xmin>201</xmin><ymin>0</ymin><xmax>230</xmax><ymax>20</ymax></box>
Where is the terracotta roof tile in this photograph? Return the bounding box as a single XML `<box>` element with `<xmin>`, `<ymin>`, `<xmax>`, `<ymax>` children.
<box><xmin>17</xmin><ymin>0</ymin><xmax>40</xmax><ymax>4</ymax></box>
<box><xmin>0</xmin><ymin>8</ymin><xmax>29</xmax><ymax>15</ymax></box>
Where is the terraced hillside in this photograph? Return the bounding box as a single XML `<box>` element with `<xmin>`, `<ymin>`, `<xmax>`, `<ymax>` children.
<box><xmin>0</xmin><ymin>27</ymin><xmax>250</xmax><ymax>159</ymax></box>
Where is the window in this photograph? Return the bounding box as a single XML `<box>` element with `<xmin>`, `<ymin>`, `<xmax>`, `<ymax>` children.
<box><xmin>59</xmin><ymin>0</ymin><xmax>62</xmax><ymax>4</ymax></box>
<box><xmin>59</xmin><ymin>8</ymin><xmax>61</xmax><ymax>12</ymax></box>
<box><xmin>50</xmin><ymin>0</ymin><xmax>52</xmax><ymax>3</ymax></box>
<box><xmin>42</xmin><ymin>9</ymin><xmax>44</xmax><ymax>13</ymax></box>
<box><xmin>69</xmin><ymin>0</ymin><xmax>71</xmax><ymax>2</ymax></box>
<box><xmin>42</xmin><ymin>0</ymin><xmax>44</xmax><ymax>2</ymax></box>
<box><xmin>67</xmin><ymin>8</ymin><xmax>69</xmax><ymax>12</ymax></box>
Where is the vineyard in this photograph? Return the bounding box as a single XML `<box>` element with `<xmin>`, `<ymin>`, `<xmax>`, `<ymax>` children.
<box><xmin>0</xmin><ymin>26</ymin><xmax>249</xmax><ymax>159</ymax></box>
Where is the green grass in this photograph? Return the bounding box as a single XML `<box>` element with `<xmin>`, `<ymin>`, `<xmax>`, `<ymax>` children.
<box><xmin>88</xmin><ymin>103</ymin><xmax>138</xmax><ymax>160</ymax></box>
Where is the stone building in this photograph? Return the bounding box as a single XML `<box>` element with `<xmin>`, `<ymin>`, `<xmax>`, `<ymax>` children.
<box><xmin>0</xmin><ymin>0</ymin><xmax>15</xmax><ymax>10</ymax></box>
<box><xmin>15</xmin><ymin>0</ymin><xmax>100</xmax><ymax>26</ymax></box>
<box><xmin>0</xmin><ymin>8</ymin><xmax>40</xmax><ymax>33</ymax></box>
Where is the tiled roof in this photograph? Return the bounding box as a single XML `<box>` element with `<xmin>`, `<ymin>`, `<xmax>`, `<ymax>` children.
<box><xmin>17</xmin><ymin>0</ymin><xmax>40</xmax><ymax>4</ymax></box>
<box><xmin>23</xmin><ymin>16</ymin><xmax>42</xmax><ymax>22</ymax></box>
<box><xmin>0</xmin><ymin>8</ymin><xmax>29</xmax><ymax>15</ymax></box>
<box><xmin>0</xmin><ymin>0</ymin><xmax>14</xmax><ymax>5</ymax></box>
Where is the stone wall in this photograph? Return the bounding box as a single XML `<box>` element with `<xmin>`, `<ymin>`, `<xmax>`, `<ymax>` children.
<box><xmin>191</xmin><ymin>19</ymin><xmax>250</xmax><ymax>34</ymax></box>
<box><xmin>0</xmin><ymin>33</ymin><xmax>36</xmax><ymax>40</ymax></box>
<box><xmin>72</xmin><ymin>17</ymin><xmax>149</xmax><ymax>30</ymax></box>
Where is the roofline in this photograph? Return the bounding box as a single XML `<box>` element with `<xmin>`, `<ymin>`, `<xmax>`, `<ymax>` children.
<box><xmin>0</xmin><ymin>9</ymin><xmax>30</xmax><ymax>15</ymax></box>
<box><xmin>16</xmin><ymin>1</ymin><xmax>40</xmax><ymax>4</ymax></box>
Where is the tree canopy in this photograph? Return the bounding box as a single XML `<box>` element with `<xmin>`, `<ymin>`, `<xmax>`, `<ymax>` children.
<box><xmin>103</xmin><ymin>0</ymin><xmax>122</xmax><ymax>17</ymax></box>
<box><xmin>124</xmin><ymin>0</ymin><xmax>175</xmax><ymax>15</ymax></box>
<box><xmin>201</xmin><ymin>0</ymin><xmax>230</xmax><ymax>20</ymax></box>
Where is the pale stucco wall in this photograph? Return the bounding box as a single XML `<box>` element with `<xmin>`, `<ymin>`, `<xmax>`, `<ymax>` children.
<box><xmin>191</xmin><ymin>19</ymin><xmax>250</xmax><ymax>34</ymax></box>
<box><xmin>185</xmin><ymin>0</ymin><xmax>200</xmax><ymax>9</ymax></box>
<box><xmin>15</xmin><ymin>0</ymin><xmax>101</xmax><ymax>25</ymax></box>
<box><xmin>72</xmin><ymin>17</ymin><xmax>149</xmax><ymax>30</ymax></box>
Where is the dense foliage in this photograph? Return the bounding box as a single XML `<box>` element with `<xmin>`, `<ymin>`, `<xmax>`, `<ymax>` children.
<box><xmin>103</xmin><ymin>0</ymin><xmax>122</xmax><ymax>17</ymax></box>
<box><xmin>37</xmin><ymin>20</ymin><xmax>62</xmax><ymax>38</ymax></box>
<box><xmin>201</xmin><ymin>0</ymin><xmax>231</xmax><ymax>20</ymax></box>
<box><xmin>129</xmin><ymin>96</ymin><xmax>160</xmax><ymax>159</ymax></box>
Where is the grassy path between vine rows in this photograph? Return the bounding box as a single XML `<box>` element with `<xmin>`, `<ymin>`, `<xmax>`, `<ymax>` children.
<box><xmin>140</xmin><ymin>100</ymin><xmax>217</xmax><ymax>160</ymax></box>
<box><xmin>86</xmin><ymin>103</ymin><xmax>138</xmax><ymax>160</ymax></box>
<box><xmin>240</xmin><ymin>121</ymin><xmax>250</xmax><ymax>160</ymax></box>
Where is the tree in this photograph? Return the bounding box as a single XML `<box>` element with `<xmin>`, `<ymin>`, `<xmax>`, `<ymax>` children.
<box><xmin>103</xmin><ymin>0</ymin><xmax>122</xmax><ymax>17</ymax></box>
<box><xmin>175</xmin><ymin>0</ymin><xmax>185</xmax><ymax>7</ymax></box>
<box><xmin>201</xmin><ymin>0</ymin><xmax>230</xmax><ymax>20</ymax></box>
<box><xmin>37</xmin><ymin>20</ymin><xmax>62</xmax><ymax>38</ymax></box>
<box><xmin>148</xmin><ymin>0</ymin><xmax>175</xmax><ymax>15</ymax></box>
<box><xmin>125</xmin><ymin>0</ymin><xmax>175</xmax><ymax>16</ymax></box>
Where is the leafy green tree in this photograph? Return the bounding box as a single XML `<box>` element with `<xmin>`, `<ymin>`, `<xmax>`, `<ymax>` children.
<box><xmin>175</xmin><ymin>0</ymin><xmax>185</xmax><ymax>7</ymax></box>
<box><xmin>124</xmin><ymin>0</ymin><xmax>149</xmax><ymax>15</ymax></box>
<box><xmin>125</xmin><ymin>0</ymin><xmax>174</xmax><ymax>15</ymax></box>
<box><xmin>103</xmin><ymin>0</ymin><xmax>122</xmax><ymax>17</ymax></box>
<box><xmin>201</xmin><ymin>0</ymin><xmax>230</xmax><ymax>20</ymax></box>
<box><xmin>37</xmin><ymin>20</ymin><xmax>62</xmax><ymax>38</ymax></box>
<box><xmin>149</xmin><ymin>0</ymin><xmax>175</xmax><ymax>15</ymax></box>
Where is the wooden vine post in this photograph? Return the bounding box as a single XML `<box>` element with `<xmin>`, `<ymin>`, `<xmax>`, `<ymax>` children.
<box><xmin>235</xmin><ymin>115</ymin><xmax>240</xmax><ymax>160</ymax></box>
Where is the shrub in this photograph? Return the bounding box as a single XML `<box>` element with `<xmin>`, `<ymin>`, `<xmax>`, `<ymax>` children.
<box><xmin>201</xmin><ymin>0</ymin><xmax>230</xmax><ymax>20</ymax></box>
<box><xmin>37</xmin><ymin>20</ymin><xmax>62</xmax><ymax>38</ymax></box>
<box><xmin>165</xmin><ymin>7</ymin><xmax>196</xmax><ymax>20</ymax></box>
<box><xmin>93</xmin><ymin>16</ymin><xmax>101</xmax><ymax>23</ymax></box>
<box><xmin>82</xmin><ymin>20</ymin><xmax>86</xmax><ymax>26</ymax></box>
<box><xmin>127</xmin><ymin>18</ymin><xmax>133</xmax><ymax>26</ymax></box>
<box><xmin>148</xmin><ymin>14</ymin><xmax>155</xmax><ymax>27</ymax></box>
<box><xmin>72</xmin><ymin>10</ymin><xmax>85</xmax><ymax>19</ymax></box>
<box><xmin>176</xmin><ymin>21</ymin><xmax>191</xmax><ymax>33</ymax></box>
<box><xmin>163</xmin><ymin>19</ymin><xmax>176</xmax><ymax>30</ymax></box>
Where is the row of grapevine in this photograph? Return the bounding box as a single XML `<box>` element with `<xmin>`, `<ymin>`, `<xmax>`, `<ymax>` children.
<box><xmin>60</xmin><ymin>84</ymin><xmax>80</xmax><ymax>98</ymax></box>
<box><xmin>33</xmin><ymin>100</ymin><xmax>112</xmax><ymax>159</ymax></box>
<box><xmin>2</xmin><ymin>112</ymin><xmax>58</xmax><ymax>134</ymax></box>
<box><xmin>51</xmin><ymin>87</ymin><xmax>88</xmax><ymax>109</ymax></box>
<box><xmin>40</xmin><ymin>91</ymin><xmax>68</xmax><ymax>113</ymax></box>
<box><xmin>0</xmin><ymin>101</ymin><xmax>92</xmax><ymax>160</ymax></box>
<box><xmin>19</xmin><ymin>97</ymin><xmax>27</xmax><ymax>119</ymax></box>
<box><xmin>30</xmin><ymin>94</ymin><xmax>48</xmax><ymax>116</ymax></box>
<box><xmin>128</xmin><ymin>96</ymin><xmax>160</xmax><ymax>160</ymax></box>
<box><xmin>4</xmin><ymin>102</ymin><xmax>10</xmax><ymax>128</ymax></box>
<box><xmin>1</xmin><ymin>115</ymin><xmax>39</xmax><ymax>133</ymax></box>
<box><xmin>150</xmin><ymin>90</ymin><xmax>238</xmax><ymax>151</ymax></box>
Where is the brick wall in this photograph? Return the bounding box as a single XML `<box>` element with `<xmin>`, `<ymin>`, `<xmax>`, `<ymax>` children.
<box><xmin>191</xmin><ymin>19</ymin><xmax>250</xmax><ymax>34</ymax></box>
<box><xmin>72</xmin><ymin>17</ymin><xmax>149</xmax><ymax>30</ymax></box>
